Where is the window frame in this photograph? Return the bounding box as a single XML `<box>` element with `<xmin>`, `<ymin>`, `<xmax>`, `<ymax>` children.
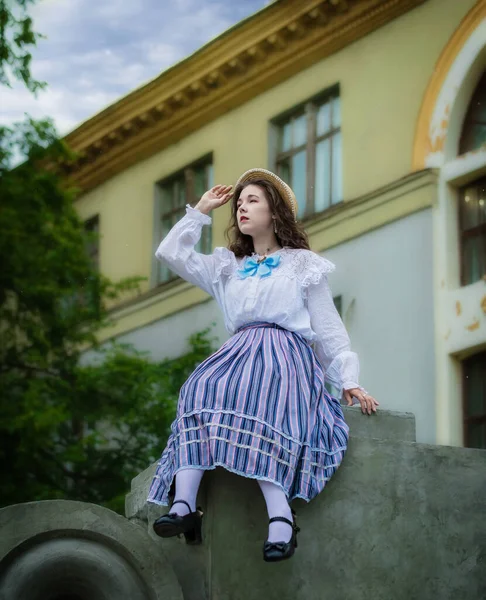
<box><xmin>271</xmin><ymin>86</ymin><xmax>341</xmax><ymax>220</ymax></box>
<box><xmin>153</xmin><ymin>155</ymin><xmax>213</xmax><ymax>287</ymax></box>
<box><xmin>458</xmin><ymin>176</ymin><xmax>486</xmax><ymax>286</ymax></box>
<box><xmin>462</xmin><ymin>350</ymin><xmax>486</xmax><ymax>449</ymax></box>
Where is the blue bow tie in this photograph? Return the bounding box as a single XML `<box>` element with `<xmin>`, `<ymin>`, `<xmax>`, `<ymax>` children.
<box><xmin>237</xmin><ymin>254</ymin><xmax>281</xmax><ymax>279</ymax></box>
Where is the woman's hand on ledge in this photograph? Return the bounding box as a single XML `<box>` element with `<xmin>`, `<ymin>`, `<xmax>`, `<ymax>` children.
<box><xmin>344</xmin><ymin>388</ymin><xmax>379</xmax><ymax>415</ymax></box>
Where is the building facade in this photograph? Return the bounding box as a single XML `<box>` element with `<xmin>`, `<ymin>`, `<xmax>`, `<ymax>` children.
<box><xmin>69</xmin><ymin>0</ymin><xmax>486</xmax><ymax>447</ymax></box>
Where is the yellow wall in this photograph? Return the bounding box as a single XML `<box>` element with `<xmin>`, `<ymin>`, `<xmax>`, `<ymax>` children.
<box><xmin>74</xmin><ymin>0</ymin><xmax>476</xmax><ymax>340</ymax></box>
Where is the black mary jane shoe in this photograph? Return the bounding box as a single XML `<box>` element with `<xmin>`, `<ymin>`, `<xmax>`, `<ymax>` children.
<box><xmin>263</xmin><ymin>510</ymin><xmax>300</xmax><ymax>563</ymax></box>
<box><xmin>153</xmin><ymin>499</ymin><xmax>204</xmax><ymax>545</ymax></box>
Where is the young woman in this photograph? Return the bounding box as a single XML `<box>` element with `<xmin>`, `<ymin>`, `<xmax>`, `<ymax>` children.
<box><xmin>147</xmin><ymin>168</ymin><xmax>379</xmax><ymax>562</ymax></box>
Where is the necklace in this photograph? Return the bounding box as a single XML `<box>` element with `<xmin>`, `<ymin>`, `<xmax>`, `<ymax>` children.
<box><xmin>254</xmin><ymin>245</ymin><xmax>282</xmax><ymax>264</ymax></box>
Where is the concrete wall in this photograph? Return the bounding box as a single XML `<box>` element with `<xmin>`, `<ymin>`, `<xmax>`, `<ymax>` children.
<box><xmin>324</xmin><ymin>208</ymin><xmax>436</xmax><ymax>443</ymax></box>
<box><xmin>127</xmin><ymin>408</ymin><xmax>486</xmax><ymax>600</ymax></box>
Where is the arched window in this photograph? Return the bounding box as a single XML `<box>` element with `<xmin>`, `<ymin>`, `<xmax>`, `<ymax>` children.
<box><xmin>457</xmin><ymin>71</ymin><xmax>486</xmax><ymax>285</ymax></box>
<box><xmin>459</xmin><ymin>70</ymin><xmax>486</xmax><ymax>155</ymax></box>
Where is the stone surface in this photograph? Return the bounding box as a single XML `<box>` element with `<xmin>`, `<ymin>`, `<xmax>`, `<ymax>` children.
<box><xmin>126</xmin><ymin>465</ymin><xmax>210</xmax><ymax>600</ymax></box>
<box><xmin>342</xmin><ymin>405</ymin><xmax>416</xmax><ymax>441</ymax></box>
<box><xmin>128</xmin><ymin>407</ymin><xmax>486</xmax><ymax>600</ymax></box>
<box><xmin>206</xmin><ymin>439</ymin><xmax>486</xmax><ymax>600</ymax></box>
<box><xmin>0</xmin><ymin>500</ymin><xmax>182</xmax><ymax>600</ymax></box>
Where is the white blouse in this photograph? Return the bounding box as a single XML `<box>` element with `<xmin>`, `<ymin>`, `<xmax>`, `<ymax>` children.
<box><xmin>156</xmin><ymin>204</ymin><xmax>363</xmax><ymax>399</ymax></box>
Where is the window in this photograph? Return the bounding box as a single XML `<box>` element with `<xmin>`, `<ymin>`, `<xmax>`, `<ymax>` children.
<box><xmin>458</xmin><ymin>177</ymin><xmax>486</xmax><ymax>285</ymax></box>
<box><xmin>463</xmin><ymin>351</ymin><xmax>486</xmax><ymax>449</ymax></box>
<box><xmin>84</xmin><ymin>215</ymin><xmax>100</xmax><ymax>270</ymax></box>
<box><xmin>81</xmin><ymin>215</ymin><xmax>100</xmax><ymax>312</ymax></box>
<box><xmin>273</xmin><ymin>88</ymin><xmax>342</xmax><ymax>219</ymax></box>
<box><xmin>155</xmin><ymin>157</ymin><xmax>213</xmax><ymax>285</ymax></box>
<box><xmin>459</xmin><ymin>70</ymin><xmax>486</xmax><ymax>155</ymax></box>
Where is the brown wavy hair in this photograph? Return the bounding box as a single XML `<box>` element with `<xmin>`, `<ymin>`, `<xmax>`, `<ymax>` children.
<box><xmin>224</xmin><ymin>178</ymin><xmax>310</xmax><ymax>258</ymax></box>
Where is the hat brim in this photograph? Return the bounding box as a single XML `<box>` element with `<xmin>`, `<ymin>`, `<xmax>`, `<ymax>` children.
<box><xmin>235</xmin><ymin>168</ymin><xmax>298</xmax><ymax>222</ymax></box>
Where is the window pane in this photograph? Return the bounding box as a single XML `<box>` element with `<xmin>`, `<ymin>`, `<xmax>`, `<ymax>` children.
<box><xmin>171</xmin><ymin>181</ymin><xmax>179</xmax><ymax>209</ymax></box>
<box><xmin>84</xmin><ymin>216</ymin><xmax>99</xmax><ymax>270</ymax></box>
<box><xmin>277</xmin><ymin>158</ymin><xmax>291</xmax><ymax>186</ymax></box>
<box><xmin>467</xmin><ymin>422</ymin><xmax>486</xmax><ymax>450</ymax></box>
<box><xmin>194</xmin><ymin>166</ymin><xmax>207</xmax><ymax>201</ymax></box>
<box><xmin>315</xmin><ymin>139</ymin><xmax>331</xmax><ymax>212</ymax></box>
<box><xmin>461</xmin><ymin>186</ymin><xmax>480</xmax><ymax>230</ymax></box>
<box><xmin>469</xmin><ymin>124</ymin><xmax>486</xmax><ymax>149</ymax></box>
<box><xmin>159</xmin><ymin>217</ymin><xmax>172</xmax><ymax>282</ymax></box>
<box><xmin>479</xmin><ymin>183</ymin><xmax>486</xmax><ymax>225</ymax></box>
<box><xmin>293</xmin><ymin>114</ymin><xmax>307</xmax><ymax>148</ymax></box>
<box><xmin>161</xmin><ymin>185</ymin><xmax>172</xmax><ymax>215</ymax></box>
<box><xmin>332</xmin><ymin>95</ymin><xmax>341</xmax><ymax>128</ymax></box>
<box><xmin>459</xmin><ymin>71</ymin><xmax>486</xmax><ymax>154</ymax></box>
<box><xmin>280</xmin><ymin>121</ymin><xmax>291</xmax><ymax>152</ymax></box>
<box><xmin>207</xmin><ymin>163</ymin><xmax>214</xmax><ymax>188</ymax></box>
<box><xmin>331</xmin><ymin>131</ymin><xmax>343</xmax><ymax>204</ymax></box>
<box><xmin>464</xmin><ymin>356</ymin><xmax>486</xmax><ymax>418</ymax></box>
<box><xmin>178</xmin><ymin>178</ymin><xmax>186</xmax><ymax>207</ymax></box>
<box><xmin>292</xmin><ymin>150</ymin><xmax>306</xmax><ymax>218</ymax></box>
<box><xmin>317</xmin><ymin>102</ymin><xmax>331</xmax><ymax>136</ymax></box>
<box><xmin>462</xmin><ymin>234</ymin><xmax>485</xmax><ymax>285</ymax></box>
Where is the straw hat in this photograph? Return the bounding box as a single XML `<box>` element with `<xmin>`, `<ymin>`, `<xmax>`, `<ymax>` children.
<box><xmin>235</xmin><ymin>168</ymin><xmax>298</xmax><ymax>222</ymax></box>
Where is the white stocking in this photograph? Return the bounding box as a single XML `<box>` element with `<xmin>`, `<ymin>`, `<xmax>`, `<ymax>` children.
<box><xmin>258</xmin><ymin>480</ymin><xmax>293</xmax><ymax>543</ymax></box>
<box><xmin>172</xmin><ymin>468</ymin><xmax>205</xmax><ymax>516</ymax></box>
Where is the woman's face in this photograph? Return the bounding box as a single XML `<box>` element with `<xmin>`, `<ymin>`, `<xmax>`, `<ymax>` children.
<box><xmin>236</xmin><ymin>184</ymin><xmax>274</xmax><ymax>236</ymax></box>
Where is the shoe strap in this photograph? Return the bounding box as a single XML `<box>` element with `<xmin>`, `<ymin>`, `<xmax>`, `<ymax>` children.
<box><xmin>171</xmin><ymin>499</ymin><xmax>193</xmax><ymax>513</ymax></box>
<box><xmin>269</xmin><ymin>516</ymin><xmax>293</xmax><ymax>526</ymax></box>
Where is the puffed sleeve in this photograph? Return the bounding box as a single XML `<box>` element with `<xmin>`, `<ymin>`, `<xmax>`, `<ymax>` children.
<box><xmin>303</xmin><ymin>254</ymin><xmax>363</xmax><ymax>399</ymax></box>
<box><xmin>155</xmin><ymin>204</ymin><xmax>234</xmax><ymax>297</ymax></box>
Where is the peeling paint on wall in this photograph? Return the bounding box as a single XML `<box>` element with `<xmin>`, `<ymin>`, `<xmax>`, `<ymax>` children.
<box><xmin>456</xmin><ymin>301</ymin><xmax>462</xmax><ymax>316</ymax></box>
<box><xmin>465</xmin><ymin>318</ymin><xmax>480</xmax><ymax>331</ymax></box>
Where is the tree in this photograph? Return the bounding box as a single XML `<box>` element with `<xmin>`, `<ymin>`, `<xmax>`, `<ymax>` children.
<box><xmin>0</xmin><ymin>1</ymin><xmax>217</xmax><ymax>513</ymax></box>
<box><xmin>0</xmin><ymin>0</ymin><xmax>46</xmax><ymax>93</ymax></box>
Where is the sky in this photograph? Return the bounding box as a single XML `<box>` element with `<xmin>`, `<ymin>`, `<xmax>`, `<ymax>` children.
<box><xmin>1</xmin><ymin>0</ymin><xmax>271</xmax><ymax>136</ymax></box>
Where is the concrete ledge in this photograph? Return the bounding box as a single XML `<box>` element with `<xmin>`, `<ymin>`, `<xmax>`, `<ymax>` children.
<box><xmin>128</xmin><ymin>431</ymin><xmax>486</xmax><ymax>600</ymax></box>
<box><xmin>206</xmin><ymin>439</ymin><xmax>486</xmax><ymax>600</ymax></box>
<box><xmin>342</xmin><ymin>405</ymin><xmax>416</xmax><ymax>442</ymax></box>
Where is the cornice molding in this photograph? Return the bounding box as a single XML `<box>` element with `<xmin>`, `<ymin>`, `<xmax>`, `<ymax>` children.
<box><xmin>65</xmin><ymin>0</ymin><xmax>428</xmax><ymax>193</ymax></box>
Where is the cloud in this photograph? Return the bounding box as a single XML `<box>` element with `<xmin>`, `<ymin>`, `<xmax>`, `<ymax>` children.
<box><xmin>0</xmin><ymin>0</ymin><xmax>269</xmax><ymax>136</ymax></box>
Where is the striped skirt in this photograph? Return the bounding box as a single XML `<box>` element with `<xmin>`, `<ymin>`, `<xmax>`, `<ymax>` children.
<box><xmin>146</xmin><ymin>322</ymin><xmax>349</xmax><ymax>506</ymax></box>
